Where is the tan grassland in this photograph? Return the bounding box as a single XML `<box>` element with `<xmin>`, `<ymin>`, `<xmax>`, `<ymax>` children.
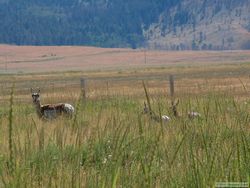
<box><xmin>0</xmin><ymin>45</ymin><xmax>249</xmax><ymax>187</ymax></box>
<box><xmin>0</xmin><ymin>45</ymin><xmax>250</xmax><ymax>73</ymax></box>
<box><xmin>0</xmin><ymin>45</ymin><xmax>250</xmax><ymax>104</ymax></box>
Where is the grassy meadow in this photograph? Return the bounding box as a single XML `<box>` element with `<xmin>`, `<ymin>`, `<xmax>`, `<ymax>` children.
<box><xmin>0</xmin><ymin>62</ymin><xmax>250</xmax><ymax>187</ymax></box>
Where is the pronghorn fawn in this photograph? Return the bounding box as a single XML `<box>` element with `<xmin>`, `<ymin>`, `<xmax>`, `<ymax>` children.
<box><xmin>31</xmin><ymin>88</ymin><xmax>74</xmax><ymax>120</ymax></box>
<box><xmin>142</xmin><ymin>99</ymin><xmax>201</xmax><ymax>123</ymax></box>
<box><xmin>171</xmin><ymin>99</ymin><xmax>201</xmax><ymax>119</ymax></box>
<box><xmin>143</xmin><ymin>102</ymin><xmax>170</xmax><ymax>123</ymax></box>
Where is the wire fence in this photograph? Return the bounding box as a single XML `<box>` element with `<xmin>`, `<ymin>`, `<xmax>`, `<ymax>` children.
<box><xmin>0</xmin><ymin>73</ymin><xmax>249</xmax><ymax>105</ymax></box>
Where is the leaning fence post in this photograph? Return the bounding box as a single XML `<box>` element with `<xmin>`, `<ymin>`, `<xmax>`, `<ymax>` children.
<box><xmin>80</xmin><ymin>78</ymin><xmax>86</xmax><ymax>100</ymax></box>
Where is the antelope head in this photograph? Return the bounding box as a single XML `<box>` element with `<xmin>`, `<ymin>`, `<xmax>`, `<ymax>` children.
<box><xmin>31</xmin><ymin>88</ymin><xmax>41</xmax><ymax>104</ymax></box>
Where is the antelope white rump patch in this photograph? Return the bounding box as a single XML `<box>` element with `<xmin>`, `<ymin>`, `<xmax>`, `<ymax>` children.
<box><xmin>64</xmin><ymin>103</ymin><xmax>75</xmax><ymax>114</ymax></box>
<box><xmin>162</xmin><ymin>115</ymin><xmax>170</xmax><ymax>122</ymax></box>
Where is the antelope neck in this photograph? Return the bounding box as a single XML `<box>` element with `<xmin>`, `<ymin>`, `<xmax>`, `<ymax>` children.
<box><xmin>34</xmin><ymin>100</ymin><xmax>43</xmax><ymax>117</ymax></box>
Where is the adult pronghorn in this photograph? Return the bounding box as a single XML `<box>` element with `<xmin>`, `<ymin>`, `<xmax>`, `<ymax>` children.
<box><xmin>31</xmin><ymin>88</ymin><xmax>74</xmax><ymax>120</ymax></box>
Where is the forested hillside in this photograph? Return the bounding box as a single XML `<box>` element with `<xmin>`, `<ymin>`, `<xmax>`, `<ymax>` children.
<box><xmin>0</xmin><ymin>0</ymin><xmax>249</xmax><ymax>50</ymax></box>
<box><xmin>146</xmin><ymin>0</ymin><xmax>250</xmax><ymax>50</ymax></box>
<box><xmin>0</xmin><ymin>0</ymin><xmax>174</xmax><ymax>47</ymax></box>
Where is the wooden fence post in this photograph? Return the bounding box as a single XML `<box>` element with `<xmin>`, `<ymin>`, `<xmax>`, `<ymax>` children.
<box><xmin>169</xmin><ymin>74</ymin><xmax>179</xmax><ymax>117</ymax></box>
<box><xmin>80</xmin><ymin>78</ymin><xmax>86</xmax><ymax>100</ymax></box>
<box><xmin>106</xmin><ymin>81</ymin><xmax>109</xmax><ymax>97</ymax></box>
<box><xmin>169</xmin><ymin>75</ymin><xmax>174</xmax><ymax>97</ymax></box>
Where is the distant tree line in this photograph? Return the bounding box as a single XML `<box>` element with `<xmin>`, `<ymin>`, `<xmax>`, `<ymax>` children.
<box><xmin>0</xmin><ymin>0</ymin><xmax>248</xmax><ymax>49</ymax></box>
<box><xmin>0</xmin><ymin>0</ymin><xmax>178</xmax><ymax>48</ymax></box>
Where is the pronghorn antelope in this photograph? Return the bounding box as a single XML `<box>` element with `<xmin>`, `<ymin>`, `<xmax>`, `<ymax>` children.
<box><xmin>142</xmin><ymin>99</ymin><xmax>201</xmax><ymax>123</ymax></box>
<box><xmin>31</xmin><ymin>88</ymin><xmax>74</xmax><ymax>120</ymax></box>
<box><xmin>187</xmin><ymin>111</ymin><xmax>201</xmax><ymax>119</ymax></box>
<box><xmin>143</xmin><ymin>102</ymin><xmax>170</xmax><ymax>123</ymax></box>
<box><xmin>171</xmin><ymin>99</ymin><xmax>201</xmax><ymax>119</ymax></box>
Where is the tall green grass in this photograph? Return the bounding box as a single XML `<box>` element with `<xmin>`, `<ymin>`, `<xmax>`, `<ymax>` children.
<box><xmin>0</xmin><ymin>88</ymin><xmax>249</xmax><ymax>187</ymax></box>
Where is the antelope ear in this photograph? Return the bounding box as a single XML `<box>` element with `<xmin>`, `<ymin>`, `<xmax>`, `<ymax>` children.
<box><xmin>30</xmin><ymin>88</ymin><xmax>33</xmax><ymax>93</ymax></box>
<box><xmin>37</xmin><ymin>88</ymin><xmax>40</xmax><ymax>93</ymax></box>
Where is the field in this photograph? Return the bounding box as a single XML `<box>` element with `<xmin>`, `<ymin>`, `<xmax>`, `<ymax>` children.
<box><xmin>0</xmin><ymin>45</ymin><xmax>250</xmax><ymax>187</ymax></box>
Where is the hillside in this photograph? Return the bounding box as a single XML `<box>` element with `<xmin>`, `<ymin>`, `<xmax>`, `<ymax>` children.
<box><xmin>145</xmin><ymin>0</ymin><xmax>250</xmax><ymax>50</ymax></box>
<box><xmin>0</xmin><ymin>0</ymin><xmax>171</xmax><ymax>48</ymax></box>
<box><xmin>0</xmin><ymin>0</ymin><xmax>249</xmax><ymax>50</ymax></box>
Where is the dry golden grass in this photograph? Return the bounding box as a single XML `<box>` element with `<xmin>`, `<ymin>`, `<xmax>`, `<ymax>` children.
<box><xmin>0</xmin><ymin>47</ymin><xmax>249</xmax><ymax>187</ymax></box>
<box><xmin>0</xmin><ymin>63</ymin><xmax>250</xmax><ymax>105</ymax></box>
